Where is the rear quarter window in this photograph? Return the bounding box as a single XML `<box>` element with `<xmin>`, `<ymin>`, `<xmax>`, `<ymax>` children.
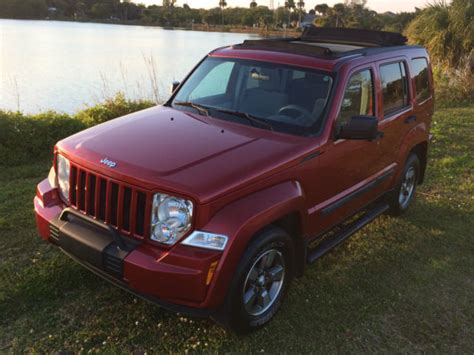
<box><xmin>380</xmin><ymin>62</ymin><xmax>409</xmax><ymax>116</ymax></box>
<box><xmin>411</xmin><ymin>58</ymin><xmax>431</xmax><ymax>102</ymax></box>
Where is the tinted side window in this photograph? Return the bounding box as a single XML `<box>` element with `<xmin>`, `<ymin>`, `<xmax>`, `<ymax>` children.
<box><xmin>337</xmin><ymin>69</ymin><xmax>374</xmax><ymax>127</ymax></box>
<box><xmin>380</xmin><ymin>62</ymin><xmax>409</xmax><ymax>116</ymax></box>
<box><xmin>412</xmin><ymin>58</ymin><xmax>431</xmax><ymax>102</ymax></box>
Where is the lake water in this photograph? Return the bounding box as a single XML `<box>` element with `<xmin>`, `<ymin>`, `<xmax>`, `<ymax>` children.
<box><xmin>0</xmin><ymin>19</ymin><xmax>259</xmax><ymax>113</ymax></box>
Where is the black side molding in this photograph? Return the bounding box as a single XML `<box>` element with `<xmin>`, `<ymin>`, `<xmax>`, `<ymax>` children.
<box><xmin>301</xmin><ymin>151</ymin><xmax>321</xmax><ymax>163</ymax></box>
<box><xmin>404</xmin><ymin>115</ymin><xmax>417</xmax><ymax>124</ymax></box>
<box><xmin>321</xmin><ymin>169</ymin><xmax>394</xmax><ymax>216</ymax></box>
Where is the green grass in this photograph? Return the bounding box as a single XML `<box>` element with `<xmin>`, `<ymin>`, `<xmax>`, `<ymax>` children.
<box><xmin>1</xmin><ymin>106</ymin><xmax>473</xmax><ymax>352</ymax></box>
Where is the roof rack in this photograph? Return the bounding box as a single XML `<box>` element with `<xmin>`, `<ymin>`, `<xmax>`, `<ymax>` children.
<box><xmin>232</xmin><ymin>27</ymin><xmax>408</xmax><ymax>60</ymax></box>
<box><xmin>301</xmin><ymin>26</ymin><xmax>407</xmax><ymax>47</ymax></box>
<box><xmin>235</xmin><ymin>38</ymin><xmax>333</xmax><ymax>58</ymax></box>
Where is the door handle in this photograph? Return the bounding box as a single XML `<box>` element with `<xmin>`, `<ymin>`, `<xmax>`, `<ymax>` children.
<box><xmin>404</xmin><ymin>115</ymin><xmax>417</xmax><ymax>124</ymax></box>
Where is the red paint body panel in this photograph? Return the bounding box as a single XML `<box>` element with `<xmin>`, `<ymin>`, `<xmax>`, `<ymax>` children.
<box><xmin>34</xmin><ymin>43</ymin><xmax>434</xmax><ymax>311</ymax></box>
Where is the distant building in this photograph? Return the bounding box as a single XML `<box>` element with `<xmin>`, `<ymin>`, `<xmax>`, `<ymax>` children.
<box><xmin>382</xmin><ymin>11</ymin><xmax>397</xmax><ymax>17</ymax></box>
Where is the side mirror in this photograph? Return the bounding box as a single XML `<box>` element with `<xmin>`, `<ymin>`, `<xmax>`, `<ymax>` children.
<box><xmin>338</xmin><ymin>115</ymin><xmax>379</xmax><ymax>141</ymax></box>
<box><xmin>170</xmin><ymin>81</ymin><xmax>180</xmax><ymax>94</ymax></box>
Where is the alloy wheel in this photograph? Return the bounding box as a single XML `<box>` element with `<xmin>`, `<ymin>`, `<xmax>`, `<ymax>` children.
<box><xmin>399</xmin><ymin>166</ymin><xmax>416</xmax><ymax>209</ymax></box>
<box><xmin>242</xmin><ymin>249</ymin><xmax>285</xmax><ymax>316</ymax></box>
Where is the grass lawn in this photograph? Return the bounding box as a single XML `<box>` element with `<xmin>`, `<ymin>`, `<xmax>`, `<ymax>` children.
<box><xmin>0</xmin><ymin>106</ymin><xmax>473</xmax><ymax>352</ymax></box>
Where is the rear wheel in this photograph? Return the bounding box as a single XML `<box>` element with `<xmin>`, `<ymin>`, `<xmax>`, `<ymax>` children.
<box><xmin>388</xmin><ymin>153</ymin><xmax>420</xmax><ymax>216</ymax></box>
<box><xmin>215</xmin><ymin>226</ymin><xmax>294</xmax><ymax>334</ymax></box>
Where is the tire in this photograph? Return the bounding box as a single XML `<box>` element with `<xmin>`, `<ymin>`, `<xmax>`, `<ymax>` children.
<box><xmin>388</xmin><ymin>153</ymin><xmax>420</xmax><ymax>216</ymax></box>
<box><xmin>215</xmin><ymin>226</ymin><xmax>294</xmax><ymax>334</ymax></box>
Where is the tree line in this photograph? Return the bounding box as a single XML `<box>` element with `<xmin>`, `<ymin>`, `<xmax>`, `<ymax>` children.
<box><xmin>0</xmin><ymin>0</ymin><xmax>417</xmax><ymax>31</ymax></box>
<box><xmin>1</xmin><ymin>0</ymin><xmax>471</xmax><ymax>77</ymax></box>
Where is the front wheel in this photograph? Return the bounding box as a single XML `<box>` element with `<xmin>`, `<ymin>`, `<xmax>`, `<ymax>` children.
<box><xmin>215</xmin><ymin>226</ymin><xmax>294</xmax><ymax>334</ymax></box>
<box><xmin>388</xmin><ymin>153</ymin><xmax>420</xmax><ymax>216</ymax></box>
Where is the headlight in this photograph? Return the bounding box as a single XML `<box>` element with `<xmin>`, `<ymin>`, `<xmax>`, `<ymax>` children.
<box><xmin>150</xmin><ymin>193</ymin><xmax>193</xmax><ymax>245</ymax></box>
<box><xmin>182</xmin><ymin>231</ymin><xmax>228</xmax><ymax>251</ymax></box>
<box><xmin>56</xmin><ymin>154</ymin><xmax>70</xmax><ymax>202</ymax></box>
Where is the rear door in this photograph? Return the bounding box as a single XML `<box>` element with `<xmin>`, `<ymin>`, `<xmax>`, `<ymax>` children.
<box><xmin>370</xmin><ymin>59</ymin><xmax>413</xmax><ymax>195</ymax></box>
<box><xmin>410</xmin><ymin>57</ymin><xmax>434</xmax><ymax>127</ymax></box>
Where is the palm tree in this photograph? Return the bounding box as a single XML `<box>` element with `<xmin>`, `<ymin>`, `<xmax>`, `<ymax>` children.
<box><xmin>250</xmin><ymin>1</ymin><xmax>258</xmax><ymax>8</ymax></box>
<box><xmin>333</xmin><ymin>3</ymin><xmax>346</xmax><ymax>27</ymax></box>
<box><xmin>297</xmin><ymin>1</ymin><xmax>305</xmax><ymax>25</ymax></box>
<box><xmin>315</xmin><ymin>3</ymin><xmax>329</xmax><ymax>16</ymax></box>
<box><xmin>162</xmin><ymin>0</ymin><xmax>177</xmax><ymax>8</ymax></box>
<box><xmin>285</xmin><ymin>0</ymin><xmax>295</xmax><ymax>25</ymax></box>
<box><xmin>219</xmin><ymin>0</ymin><xmax>227</xmax><ymax>24</ymax></box>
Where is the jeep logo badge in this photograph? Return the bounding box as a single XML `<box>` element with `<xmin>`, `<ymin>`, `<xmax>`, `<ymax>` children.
<box><xmin>100</xmin><ymin>158</ymin><xmax>117</xmax><ymax>168</ymax></box>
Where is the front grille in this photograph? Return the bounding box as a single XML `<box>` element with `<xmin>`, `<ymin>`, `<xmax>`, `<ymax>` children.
<box><xmin>68</xmin><ymin>163</ymin><xmax>149</xmax><ymax>239</ymax></box>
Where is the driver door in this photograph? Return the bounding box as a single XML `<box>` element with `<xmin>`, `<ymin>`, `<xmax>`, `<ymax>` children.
<box><xmin>313</xmin><ymin>66</ymin><xmax>380</xmax><ymax>232</ymax></box>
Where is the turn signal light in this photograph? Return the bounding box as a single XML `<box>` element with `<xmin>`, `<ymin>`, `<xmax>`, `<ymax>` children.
<box><xmin>206</xmin><ymin>261</ymin><xmax>219</xmax><ymax>286</ymax></box>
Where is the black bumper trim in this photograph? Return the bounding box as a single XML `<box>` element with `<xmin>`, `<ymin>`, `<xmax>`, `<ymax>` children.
<box><xmin>60</xmin><ymin>248</ymin><xmax>215</xmax><ymax>318</ymax></box>
<box><xmin>52</xmin><ymin>208</ymin><xmax>141</xmax><ymax>279</ymax></box>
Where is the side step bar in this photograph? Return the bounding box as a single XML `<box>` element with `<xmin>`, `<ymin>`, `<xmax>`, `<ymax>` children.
<box><xmin>307</xmin><ymin>203</ymin><xmax>389</xmax><ymax>264</ymax></box>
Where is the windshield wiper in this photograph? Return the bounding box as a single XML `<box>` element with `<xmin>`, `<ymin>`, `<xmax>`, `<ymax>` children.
<box><xmin>174</xmin><ymin>101</ymin><xmax>209</xmax><ymax>116</ymax></box>
<box><xmin>214</xmin><ymin>108</ymin><xmax>274</xmax><ymax>131</ymax></box>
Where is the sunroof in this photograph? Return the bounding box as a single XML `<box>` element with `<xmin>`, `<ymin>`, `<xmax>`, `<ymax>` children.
<box><xmin>293</xmin><ymin>41</ymin><xmax>363</xmax><ymax>54</ymax></box>
<box><xmin>235</xmin><ymin>39</ymin><xmax>333</xmax><ymax>58</ymax></box>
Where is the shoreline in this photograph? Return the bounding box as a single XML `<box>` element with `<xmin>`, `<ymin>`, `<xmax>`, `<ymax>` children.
<box><xmin>0</xmin><ymin>17</ymin><xmax>300</xmax><ymax>37</ymax></box>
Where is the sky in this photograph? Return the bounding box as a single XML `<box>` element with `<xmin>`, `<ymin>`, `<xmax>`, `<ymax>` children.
<box><xmin>138</xmin><ymin>0</ymin><xmax>432</xmax><ymax>13</ymax></box>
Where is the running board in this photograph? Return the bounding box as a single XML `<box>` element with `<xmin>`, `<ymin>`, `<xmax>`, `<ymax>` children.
<box><xmin>307</xmin><ymin>203</ymin><xmax>389</xmax><ymax>264</ymax></box>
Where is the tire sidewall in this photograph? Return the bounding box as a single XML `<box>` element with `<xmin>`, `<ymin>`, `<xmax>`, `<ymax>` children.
<box><xmin>220</xmin><ymin>227</ymin><xmax>294</xmax><ymax>333</ymax></box>
<box><xmin>391</xmin><ymin>153</ymin><xmax>420</xmax><ymax>214</ymax></box>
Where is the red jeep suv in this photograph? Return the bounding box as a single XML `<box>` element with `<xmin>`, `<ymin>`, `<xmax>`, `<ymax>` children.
<box><xmin>34</xmin><ymin>27</ymin><xmax>434</xmax><ymax>333</ymax></box>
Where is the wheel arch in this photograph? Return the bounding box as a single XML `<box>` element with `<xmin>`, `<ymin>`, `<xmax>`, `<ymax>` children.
<box><xmin>410</xmin><ymin>141</ymin><xmax>428</xmax><ymax>184</ymax></box>
<box><xmin>395</xmin><ymin>123</ymin><xmax>430</xmax><ymax>186</ymax></box>
<box><xmin>201</xmin><ymin>180</ymin><xmax>307</xmax><ymax>309</ymax></box>
<box><xmin>271</xmin><ymin>212</ymin><xmax>305</xmax><ymax>277</ymax></box>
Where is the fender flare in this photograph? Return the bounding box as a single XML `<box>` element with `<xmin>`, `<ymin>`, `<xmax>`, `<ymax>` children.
<box><xmin>201</xmin><ymin>180</ymin><xmax>306</xmax><ymax>309</ymax></box>
<box><xmin>393</xmin><ymin>123</ymin><xmax>429</xmax><ymax>184</ymax></box>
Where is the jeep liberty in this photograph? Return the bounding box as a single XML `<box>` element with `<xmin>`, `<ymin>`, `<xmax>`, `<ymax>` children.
<box><xmin>34</xmin><ymin>27</ymin><xmax>434</xmax><ymax>333</ymax></box>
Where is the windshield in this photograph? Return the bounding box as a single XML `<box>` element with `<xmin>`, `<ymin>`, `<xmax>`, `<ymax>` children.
<box><xmin>171</xmin><ymin>57</ymin><xmax>333</xmax><ymax>136</ymax></box>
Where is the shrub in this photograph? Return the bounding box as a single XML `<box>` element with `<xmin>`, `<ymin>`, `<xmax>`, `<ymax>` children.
<box><xmin>434</xmin><ymin>61</ymin><xmax>474</xmax><ymax>106</ymax></box>
<box><xmin>0</xmin><ymin>94</ymin><xmax>156</xmax><ymax>166</ymax></box>
<box><xmin>406</xmin><ymin>0</ymin><xmax>474</xmax><ymax>68</ymax></box>
<box><xmin>0</xmin><ymin>111</ymin><xmax>87</xmax><ymax>165</ymax></box>
<box><xmin>74</xmin><ymin>93</ymin><xmax>155</xmax><ymax>126</ymax></box>
<box><xmin>405</xmin><ymin>0</ymin><xmax>474</xmax><ymax>106</ymax></box>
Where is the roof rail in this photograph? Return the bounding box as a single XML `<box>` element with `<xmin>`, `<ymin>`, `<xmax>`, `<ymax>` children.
<box><xmin>301</xmin><ymin>26</ymin><xmax>407</xmax><ymax>47</ymax></box>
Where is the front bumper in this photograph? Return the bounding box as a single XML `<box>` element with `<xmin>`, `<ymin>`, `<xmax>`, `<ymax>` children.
<box><xmin>34</xmin><ymin>178</ymin><xmax>222</xmax><ymax>315</ymax></box>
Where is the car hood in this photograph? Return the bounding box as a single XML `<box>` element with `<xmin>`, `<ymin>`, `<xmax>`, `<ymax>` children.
<box><xmin>57</xmin><ymin>106</ymin><xmax>313</xmax><ymax>203</ymax></box>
